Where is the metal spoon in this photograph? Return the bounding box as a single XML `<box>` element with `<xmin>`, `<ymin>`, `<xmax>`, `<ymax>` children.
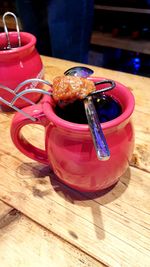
<box><xmin>2</xmin><ymin>12</ymin><xmax>21</xmax><ymax>50</ymax></box>
<box><xmin>64</xmin><ymin>66</ymin><xmax>114</xmax><ymax>160</ymax></box>
<box><xmin>64</xmin><ymin>66</ymin><xmax>94</xmax><ymax>78</ymax></box>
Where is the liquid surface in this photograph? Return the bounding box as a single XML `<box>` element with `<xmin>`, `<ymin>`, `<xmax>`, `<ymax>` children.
<box><xmin>55</xmin><ymin>94</ymin><xmax>122</xmax><ymax>124</ymax></box>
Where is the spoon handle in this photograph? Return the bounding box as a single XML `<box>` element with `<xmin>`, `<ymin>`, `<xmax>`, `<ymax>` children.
<box><xmin>84</xmin><ymin>96</ymin><xmax>110</xmax><ymax>161</ymax></box>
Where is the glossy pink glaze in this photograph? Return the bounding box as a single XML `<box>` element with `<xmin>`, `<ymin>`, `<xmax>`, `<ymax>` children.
<box><xmin>11</xmin><ymin>78</ymin><xmax>135</xmax><ymax>192</ymax></box>
<box><xmin>0</xmin><ymin>32</ymin><xmax>43</xmax><ymax>108</ymax></box>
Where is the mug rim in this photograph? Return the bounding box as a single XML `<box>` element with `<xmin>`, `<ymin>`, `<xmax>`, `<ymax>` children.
<box><xmin>43</xmin><ymin>77</ymin><xmax>135</xmax><ymax>132</ymax></box>
<box><xmin>0</xmin><ymin>31</ymin><xmax>36</xmax><ymax>55</ymax></box>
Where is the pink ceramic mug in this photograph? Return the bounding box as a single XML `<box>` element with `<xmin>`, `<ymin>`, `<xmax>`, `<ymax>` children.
<box><xmin>10</xmin><ymin>77</ymin><xmax>135</xmax><ymax>192</ymax></box>
<box><xmin>0</xmin><ymin>32</ymin><xmax>44</xmax><ymax>109</ymax></box>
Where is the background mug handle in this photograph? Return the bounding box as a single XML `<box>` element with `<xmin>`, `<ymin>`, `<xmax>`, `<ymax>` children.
<box><xmin>10</xmin><ymin>104</ymin><xmax>49</xmax><ymax>165</ymax></box>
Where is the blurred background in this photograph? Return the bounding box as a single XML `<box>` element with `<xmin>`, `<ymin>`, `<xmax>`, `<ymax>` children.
<box><xmin>1</xmin><ymin>0</ymin><xmax>150</xmax><ymax>77</ymax></box>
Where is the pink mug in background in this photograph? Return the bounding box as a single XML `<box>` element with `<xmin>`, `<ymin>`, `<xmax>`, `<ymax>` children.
<box><xmin>0</xmin><ymin>31</ymin><xmax>44</xmax><ymax>109</ymax></box>
<box><xmin>10</xmin><ymin>77</ymin><xmax>135</xmax><ymax>192</ymax></box>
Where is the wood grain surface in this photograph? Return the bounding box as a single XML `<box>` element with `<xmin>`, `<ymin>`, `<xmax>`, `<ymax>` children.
<box><xmin>0</xmin><ymin>56</ymin><xmax>149</xmax><ymax>267</ymax></box>
<box><xmin>0</xmin><ymin>199</ymin><xmax>104</xmax><ymax>267</ymax></box>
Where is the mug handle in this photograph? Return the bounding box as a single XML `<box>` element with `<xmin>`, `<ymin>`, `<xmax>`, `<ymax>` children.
<box><xmin>10</xmin><ymin>104</ymin><xmax>49</xmax><ymax>165</ymax></box>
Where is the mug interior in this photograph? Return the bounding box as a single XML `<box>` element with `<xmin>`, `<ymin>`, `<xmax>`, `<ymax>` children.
<box><xmin>0</xmin><ymin>32</ymin><xmax>36</xmax><ymax>52</ymax></box>
<box><xmin>43</xmin><ymin>77</ymin><xmax>135</xmax><ymax>132</ymax></box>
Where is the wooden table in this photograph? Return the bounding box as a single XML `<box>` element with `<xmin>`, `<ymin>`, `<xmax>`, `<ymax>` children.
<box><xmin>0</xmin><ymin>56</ymin><xmax>150</xmax><ymax>267</ymax></box>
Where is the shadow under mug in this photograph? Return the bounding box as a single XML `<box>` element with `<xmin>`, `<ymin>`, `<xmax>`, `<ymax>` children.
<box><xmin>0</xmin><ymin>31</ymin><xmax>44</xmax><ymax>109</ymax></box>
<box><xmin>10</xmin><ymin>77</ymin><xmax>135</xmax><ymax>192</ymax></box>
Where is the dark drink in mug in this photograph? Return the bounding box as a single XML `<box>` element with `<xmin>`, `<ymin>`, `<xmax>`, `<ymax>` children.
<box><xmin>55</xmin><ymin>94</ymin><xmax>122</xmax><ymax>124</ymax></box>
